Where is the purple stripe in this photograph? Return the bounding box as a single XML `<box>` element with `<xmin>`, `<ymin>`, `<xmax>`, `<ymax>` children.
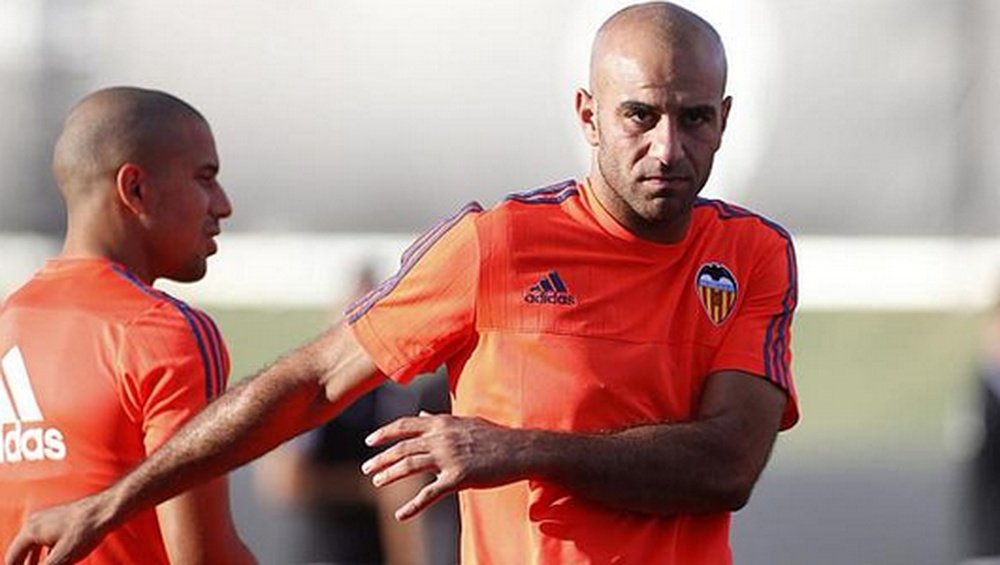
<box><xmin>110</xmin><ymin>265</ymin><xmax>159</xmax><ymax>299</ymax></box>
<box><xmin>697</xmin><ymin>198</ymin><xmax>794</xmax><ymax>241</ymax></box>
<box><xmin>774</xmin><ymin>239</ymin><xmax>799</xmax><ymax>387</ymax></box>
<box><xmin>348</xmin><ymin>202</ymin><xmax>481</xmax><ymax>318</ymax></box>
<box><xmin>345</xmin><ymin>202</ymin><xmax>483</xmax><ymax>316</ymax></box>
<box><xmin>505</xmin><ymin>179</ymin><xmax>576</xmax><ymax>201</ymax></box>
<box><xmin>762</xmin><ymin>238</ymin><xmax>797</xmax><ymax>389</ymax></box>
<box><xmin>189</xmin><ymin>308</ymin><xmax>224</xmax><ymax>398</ymax></box>
<box><xmin>400</xmin><ymin>205</ymin><xmax>471</xmax><ymax>266</ymax></box>
<box><xmin>512</xmin><ymin>189</ymin><xmax>579</xmax><ymax>205</ymax></box>
<box><xmin>110</xmin><ymin>265</ymin><xmax>215</xmax><ymax>401</ymax></box>
<box><xmin>696</xmin><ymin>200</ymin><xmax>797</xmax><ymax>389</ymax></box>
<box><xmin>162</xmin><ymin>298</ymin><xmax>215</xmax><ymax>402</ymax></box>
<box><xmin>506</xmin><ymin>185</ymin><xmax>579</xmax><ymax>205</ymax></box>
<box><xmin>346</xmin><ymin>203</ymin><xmax>483</xmax><ymax>323</ymax></box>
<box><xmin>202</xmin><ymin>314</ymin><xmax>228</xmax><ymax>393</ymax></box>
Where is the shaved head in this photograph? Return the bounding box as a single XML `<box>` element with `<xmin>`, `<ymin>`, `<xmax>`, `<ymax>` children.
<box><xmin>52</xmin><ymin>87</ymin><xmax>207</xmax><ymax>205</ymax></box>
<box><xmin>53</xmin><ymin>87</ymin><xmax>229</xmax><ymax>284</ymax></box>
<box><xmin>590</xmin><ymin>2</ymin><xmax>727</xmax><ymax>95</ymax></box>
<box><xmin>576</xmin><ymin>2</ymin><xmax>731</xmax><ymax>243</ymax></box>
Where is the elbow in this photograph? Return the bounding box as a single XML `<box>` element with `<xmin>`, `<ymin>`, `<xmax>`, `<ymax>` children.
<box><xmin>712</xmin><ymin>457</ymin><xmax>762</xmax><ymax>512</ymax></box>
<box><xmin>700</xmin><ymin>448</ymin><xmax>762</xmax><ymax>512</ymax></box>
<box><xmin>716</xmin><ymin>478</ymin><xmax>754</xmax><ymax>511</ymax></box>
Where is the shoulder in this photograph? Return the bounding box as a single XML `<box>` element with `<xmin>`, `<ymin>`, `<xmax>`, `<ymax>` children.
<box><xmin>107</xmin><ymin>265</ymin><xmax>221</xmax><ymax>339</ymax></box>
<box><xmin>500</xmin><ymin>179</ymin><xmax>580</xmax><ymax>207</ymax></box>
<box><xmin>106</xmin><ymin>265</ymin><xmax>223</xmax><ymax>367</ymax></box>
<box><xmin>114</xmin><ymin>276</ymin><xmax>227</xmax><ymax>399</ymax></box>
<box><xmin>694</xmin><ymin>197</ymin><xmax>794</xmax><ymax>248</ymax></box>
<box><xmin>476</xmin><ymin>178</ymin><xmax>582</xmax><ymax>230</ymax></box>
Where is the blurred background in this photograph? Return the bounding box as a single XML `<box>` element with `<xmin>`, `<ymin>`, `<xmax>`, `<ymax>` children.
<box><xmin>3</xmin><ymin>0</ymin><xmax>1000</xmax><ymax>563</ymax></box>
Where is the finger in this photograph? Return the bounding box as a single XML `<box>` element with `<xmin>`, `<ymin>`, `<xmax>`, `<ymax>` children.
<box><xmin>395</xmin><ymin>475</ymin><xmax>455</xmax><ymax>521</ymax></box>
<box><xmin>41</xmin><ymin>542</ymin><xmax>74</xmax><ymax>565</ymax></box>
<box><xmin>371</xmin><ymin>454</ymin><xmax>436</xmax><ymax>488</ymax></box>
<box><xmin>5</xmin><ymin>533</ymin><xmax>37</xmax><ymax>565</ymax></box>
<box><xmin>26</xmin><ymin>547</ymin><xmax>40</xmax><ymax>565</ymax></box>
<box><xmin>365</xmin><ymin>416</ymin><xmax>432</xmax><ymax>447</ymax></box>
<box><xmin>362</xmin><ymin>437</ymin><xmax>427</xmax><ymax>476</ymax></box>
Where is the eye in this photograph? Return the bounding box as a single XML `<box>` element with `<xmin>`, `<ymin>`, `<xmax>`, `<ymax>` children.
<box><xmin>680</xmin><ymin>108</ymin><xmax>714</xmax><ymax>128</ymax></box>
<box><xmin>621</xmin><ymin>104</ymin><xmax>659</xmax><ymax>129</ymax></box>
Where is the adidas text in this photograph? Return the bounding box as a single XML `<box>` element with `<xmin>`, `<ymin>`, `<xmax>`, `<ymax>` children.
<box><xmin>0</xmin><ymin>421</ymin><xmax>66</xmax><ymax>463</ymax></box>
<box><xmin>524</xmin><ymin>292</ymin><xmax>576</xmax><ymax>305</ymax></box>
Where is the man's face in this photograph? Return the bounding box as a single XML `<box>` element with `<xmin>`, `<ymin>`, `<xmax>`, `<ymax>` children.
<box><xmin>581</xmin><ymin>35</ymin><xmax>730</xmax><ymax>241</ymax></box>
<box><xmin>143</xmin><ymin>118</ymin><xmax>231</xmax><ymax>282</ymax></box>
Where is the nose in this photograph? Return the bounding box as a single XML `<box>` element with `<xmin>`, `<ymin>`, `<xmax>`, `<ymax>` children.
<box><xmin>647</xmin><ymin>117</ymin><xmax>685</xmax><ymax>165</ymax></box>
<box><xmin>213</xmin><ymin>183</ymin><xmax>233</xmax><ymax>220</ymax></box>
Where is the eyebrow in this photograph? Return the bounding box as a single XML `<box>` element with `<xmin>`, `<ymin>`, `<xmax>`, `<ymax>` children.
<box><xmin>685</xmin><ymin>105</ymin><xmax>718</xmax><ymax>117</ymax></box>
<box><xmin>619</xmin><ymin>100</ymin><xmax>656</xmax><ymax>113</ymax></box>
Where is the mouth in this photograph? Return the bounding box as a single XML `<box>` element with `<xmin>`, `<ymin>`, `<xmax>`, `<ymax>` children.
<box><xmin>206</xmin><ymin>228</ymin><xmax>221</xmax><ymax>254</ymax></box>
<box><xmin>639</xmin><ymin>176</ymin><xmax>691</xmax><ymax>193</ymax></box>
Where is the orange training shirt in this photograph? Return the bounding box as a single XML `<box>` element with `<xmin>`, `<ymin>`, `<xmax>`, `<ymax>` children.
<box><xmin>348</xmin><ymin>178</ymin><xmax>798</xmax><ymax>565</ymax></box>
<box><xmin>0</xmin><ymin>258</ymin><xmax>228</xmax><ymax>563</ymax></box>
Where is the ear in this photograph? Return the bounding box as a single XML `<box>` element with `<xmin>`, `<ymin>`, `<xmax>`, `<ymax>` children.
<box><xmin>720</xmin><ymin>95</ymin><xmax>733</xmax><ymax>135</ymax></box>
<box><xmin>575</xmin><ymin>88</ymin><xmax>600</xmax><ymax>147</ymax></box>
<box><xmin>115</xmin><ymin>163</ymin><xmax>148</xmax><ymax>215</ymax></box>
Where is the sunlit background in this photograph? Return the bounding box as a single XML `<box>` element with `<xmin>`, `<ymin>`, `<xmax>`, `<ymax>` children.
<box><xmin>3</xmin><ymin>1</ymin><xmax>1000</xmax><ymax>563</ymax></box>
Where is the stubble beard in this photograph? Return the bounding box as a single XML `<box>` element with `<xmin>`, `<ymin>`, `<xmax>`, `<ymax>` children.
<box><xmin>595</xmin><ymin>146</ymin><xmax>679</xmax><ymax>227</ymax></box>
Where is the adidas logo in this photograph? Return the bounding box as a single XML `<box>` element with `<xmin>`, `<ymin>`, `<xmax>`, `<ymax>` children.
<box><xmin>0</xmin><ymin>346</ymin><xmax>66</xmax><ymax>463</ymax></box>
<box><xmin>524</xmin><ymin>270</ymin><xmax>576</xmax><ymax>306</ymax></box>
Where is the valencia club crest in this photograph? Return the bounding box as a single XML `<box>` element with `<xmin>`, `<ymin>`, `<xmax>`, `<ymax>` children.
<box><xmin>695</xmin><ymin>262</ymin><xmax>738</xmax><ymax>325</ymax></box>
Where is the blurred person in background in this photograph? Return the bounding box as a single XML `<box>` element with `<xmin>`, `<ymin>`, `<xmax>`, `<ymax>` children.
<box><xmin>7</xmin><ymin>4</ymin><xmax>798</xmax><ymax>564</ymax></box>
<box><xmin>961</xmin><ymin>296</ymin><xmax>1000</xmax><ymax>562</ymax></box>
<box><xmin>0</xmin><ymin>87</ymin><xmax>254</xmax><ymax>564</ymax></box>
<box><xmin>254</xmin><ymin>263</ymin><xmax>457</xmax><ymax>565</ymax></box>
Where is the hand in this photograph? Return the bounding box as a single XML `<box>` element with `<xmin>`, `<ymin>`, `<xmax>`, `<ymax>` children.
<box><xmin>362</xmin><ymin>412</ymin><xmax>527</xmax><ymax>520</ymax></box>
<box><xmin>5</xmin><ymin>495</ymin><xmax>111</xmax><ymax>565</ymax></box>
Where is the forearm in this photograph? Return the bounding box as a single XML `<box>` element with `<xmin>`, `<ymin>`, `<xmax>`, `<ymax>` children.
<box><xmin>521</xmin><ymin>415</ymin><xmax>763</xmax><ymax>516</ymax></box>
<box><xmin>364</xmin><ymin>372</ymin><xmax>785</xmax><ymax>522</ymax></box>
<box><xmin>104</xmin><ymin>325</ymin><xmax>380</xmax><ymax>530</ymax></box>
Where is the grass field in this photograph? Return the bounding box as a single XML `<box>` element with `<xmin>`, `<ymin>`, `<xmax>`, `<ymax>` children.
<box><xmin>208</xmin><ymin>307</ymin><xmax>987</xmax><ymax>463</ymax></box>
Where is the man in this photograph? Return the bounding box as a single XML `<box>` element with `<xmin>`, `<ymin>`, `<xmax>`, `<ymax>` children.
<box><xmin>6</xmin><ymin>4</ymin><xmax>797</xmax><ymax>564</ymax></box>
<box><xmin>0</xmin><ymin>87</ymin><xmax>254</xmax><ymax>563</ymax></box>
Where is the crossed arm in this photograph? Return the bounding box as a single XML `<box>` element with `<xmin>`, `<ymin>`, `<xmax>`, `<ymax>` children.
<box><xmin>362</xmin><ymin>370</ymin><xmax>786</xmax><ymax>520</ymax></box>
<box><xmin>5</xmin><ymin>322</ymin><xmax>786</xmax><ymax>564</ymax></box>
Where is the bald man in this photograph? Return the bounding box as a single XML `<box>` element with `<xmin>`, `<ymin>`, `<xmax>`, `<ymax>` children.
<box><xmin>7</xmin><ymin>4</ymin><xmax>797</xmax><ymax>564</ymax></box>
<box><xmin>0</xmin><ymin>87</ymin><xmax>254</xmax><ymax>563</ymax></box>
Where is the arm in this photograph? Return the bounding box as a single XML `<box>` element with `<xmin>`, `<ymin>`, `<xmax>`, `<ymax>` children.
<box><xmin>363</xmin><ymin>370</ymin><xmax>786</xmax><ymax>520</ymax></box>
<box><xmin>156</xmin><ymin>478</ymin><xmax>255</xmax><ymax>564</ymax></box>
<box><xmin>5</xmin><ymin>322</ymin><xmax>384</xmax><ymax>565</ymax></box>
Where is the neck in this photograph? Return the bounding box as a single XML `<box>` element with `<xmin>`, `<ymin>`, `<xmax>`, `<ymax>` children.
<box><xmin>587</xmin><ymin>167</ymin><xmax>693</xmax><ymax>244</ymax></box>
<box><xmin>62</xmin><ymin>212</ymin><xmax>155</xmax><ymax>284</ymax></box>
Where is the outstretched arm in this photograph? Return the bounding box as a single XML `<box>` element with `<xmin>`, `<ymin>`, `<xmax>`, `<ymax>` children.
<box><xmin>364</xmin><ymin>370</ymin><xmax>785</xmax><ymax>520</ymax></box>
<box><xmin>5</xmin><ymin>322</ymin><xmax>383</xmax><ymax>565</ymax></box>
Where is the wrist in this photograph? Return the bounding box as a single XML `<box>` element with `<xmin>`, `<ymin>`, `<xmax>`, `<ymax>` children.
<box><xmin>94</xmin><ymin>483</ymin><xmax>131</xmax><ymax>532</ymax></box>
<box><xmin>514</xmin><ymin>428</ymin><xmax>561</xmax><ymax>481</ymax></box>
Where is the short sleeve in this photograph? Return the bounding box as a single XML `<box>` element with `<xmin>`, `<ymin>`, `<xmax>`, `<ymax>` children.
<box><xmin>348</xmin><ymin>203</ymin><xmax>481</xmax><ymax>384</ymax></box>
<box><xmin>710</xmin><ymin>232</ymin><xmax>799</xmax><ymax>429</ymax></box>
<box><xmin>118</xmin><ymin>302</ymin><xmax>229</xmax><ymax>453</ymax></box>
